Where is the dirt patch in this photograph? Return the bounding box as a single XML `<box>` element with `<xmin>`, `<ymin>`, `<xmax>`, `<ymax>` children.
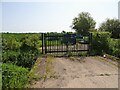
<box><xmin>31</xmin><ymin>56</ymin><xmax>118</xmax><ymax>88</ymax></box>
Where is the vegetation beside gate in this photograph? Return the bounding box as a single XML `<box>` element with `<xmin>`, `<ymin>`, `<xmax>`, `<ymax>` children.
<box><xmin>91</xmin><ymin>32</ymin><xmax>120</xmax><ymax>58</ymax></box>
<box><xmin>2</xmin><ymin>33</ymin><xmax>41</xmax><ymax>88</ymax></box>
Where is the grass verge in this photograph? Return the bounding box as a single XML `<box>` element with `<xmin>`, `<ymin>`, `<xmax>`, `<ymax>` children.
<box><xmin>29</xmin><ymin>55</ymin><xmax>55</xmax><ymax>86</ymax></box>
<box><xmin>44</xmin><ymin>55</ymin><xmax>55</xmax><ymax>81</ymax></box>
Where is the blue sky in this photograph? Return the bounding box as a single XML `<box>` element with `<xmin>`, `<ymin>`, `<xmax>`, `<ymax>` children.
<box><xmin>1</xmin><ymin>0</ymin><xmax>120</xmax><ymax>33</ymax></box>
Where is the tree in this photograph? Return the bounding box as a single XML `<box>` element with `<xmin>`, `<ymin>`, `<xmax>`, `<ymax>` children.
<box><xmin>71</xmin><ymin>12</ymin><xmax>96</xmax><ymax>35</ymax></box>
<box><xmin>99</xmin><ymin>18</ymin><xmax>120</xmax><ymax>38</ymax></box>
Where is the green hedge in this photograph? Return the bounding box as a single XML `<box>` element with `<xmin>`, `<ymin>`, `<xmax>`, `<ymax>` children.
<box><xmin>108</xmin><ymin>39</ymin><xmax>120</xmax><ymax>58</ymax></box>
<box><xmin>91</xmin><ymin>32</ymin><xmax>111</xmax><ymax>55</ymax></box>
<box><xmin>2</xmin><ymin>63</ymin><xmax>29</xmax><ymax>88</ymax></box>
<box><xmin>91</xmin><ymin>32</ymin><xmax>120</xmax><ymax>58</ymax></box>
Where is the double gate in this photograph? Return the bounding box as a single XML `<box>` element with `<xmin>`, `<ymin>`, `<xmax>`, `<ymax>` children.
<box><xmin>42</xmin><ymin>33</ymin><xmax>92</xmax><ymax>56</ymax></box>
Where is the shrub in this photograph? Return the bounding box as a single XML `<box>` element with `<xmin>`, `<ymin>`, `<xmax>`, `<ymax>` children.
<box><xmin>91</xmin><ymin>32</ymin><xmax>111</xmax><ymax>55</ymax></box>
<box><xmin>2</xmin><ymin>50</ymin><xmax>20</xmax><ymax>64</ymax></box>
<box><xmin>91</xmin><ymin>32</ymin><xmax>120</xmax><ymax>58</ymax></box>
<box><xmin>17</xmin><ymin>52</ymin><xmax>37</xmax><ymax>68</ymax></box>
<box><xmin>108</xmin><ymin>39</ymin><xmax>120</xmax><ymax>58</ymax></box>
<box><xmin>2</xmin><ymin>33</ymin><xmax>40</xmax><ymax>68</ymax></box>
<box><xmin>2</xmin><ymin>35</ymin><xmax>21</xmax><ymax>50</ymax></box>
<box><xmin>2</xmin><ymin>63</ymin><xmax>29</xmax><ymax>88</ymax></box>
<box><xmin>2</xmin><ymin>50</ymin><xmax>39</xmax><ymax>68</ymax></box>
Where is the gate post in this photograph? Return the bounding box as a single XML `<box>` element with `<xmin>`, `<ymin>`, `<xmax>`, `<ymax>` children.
<box><xmin>88</xmin><ymin>33</ymin><xmax>92</xmax><ymax>55</ymax></box>
<box><xmin>42</xmin><ymin>33</ymin><xmax>44</xmax><ymax>54</ymax></box>
<box><xmin>44</xmin><ymin>33</ymin><xmax>47</xmax><ymax>54</ymax></box>
<box><xmin>66</xmin><ymin>43</ymin><xmax>68</xmax><ymax>55</ymax></box>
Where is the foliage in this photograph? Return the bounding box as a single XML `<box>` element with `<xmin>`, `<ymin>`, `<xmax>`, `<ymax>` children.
<box><xmin>91</xmin><ymin>32</ymin><xmax>111</xmax><ymax>55</ymax></box>
<box><xmin>2</xmin><ymin>51</ymin><xmax>20</xmax><ymax>63</ymax></box>
<box><xmin>71</xmin><ymin>12</ymin><xmax>96</xmax><ymax>35</ymax></box>
<box><xmin>99</xmin><ymin>18</ymin><xmax>120</xmax><ymax>38</ymax></box>
<box><xmin>2</xmin><ymin>63</ymin><xmax>29</xmax><ymax>88</ymax></box>
<box><xmin>0</xmin><ymin>63</ymin><xmax>2</xmax><ymax>89</ymax></box>
<box><xmin>78</xmin><ymin>52</ymin><xmax>87</xmax><ymax>56</ymax></box>
<box><xmin>2</xmin><ymin>33</ymin><xmax>41</xmax><ymax>68</ymax></box>
<box><xmin>91</xmin><ymin>32</ymin><xmax>120</xmax><ymax>58</ymax></box>
<box><xmin>2</xmin><ymin>36</ymin><xmax>21</xmax><ymax>50</ymax></box>
<box><xmin>108</xmin><ymin>39</ymin><xmax>120</xmax><ymax>58</ymax></box>
<box><xmin>2</xmin><ymin>33</ymin><xmax>42</xmax><ymax>89</ymax></box>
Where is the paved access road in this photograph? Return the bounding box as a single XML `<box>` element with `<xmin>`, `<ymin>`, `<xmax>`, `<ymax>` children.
<box><xmin>32</xmin><ymin>56</ymin><xmax>118</xmax><ymax>88</ymax></box>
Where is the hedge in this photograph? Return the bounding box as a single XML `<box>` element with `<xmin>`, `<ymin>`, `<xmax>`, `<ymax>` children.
<box><xmin>108</xmin><ymin>39</ymin><xmax>120</xmax><ymax>58</ymax></box>
<box><xmin>91</xmin><ymin>32</ymin><xmax>111</xmax><ymax>55</ymax></box>
<box><xmin>91</xmin><ymin>32</ymin><xmax>120</xmax><ymax>58</ymax></box>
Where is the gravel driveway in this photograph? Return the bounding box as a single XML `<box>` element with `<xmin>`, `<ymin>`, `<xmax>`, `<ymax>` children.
<box><xmin>32</xmin><ymin>56</ymin><xmax>118</xmax><ymax>88</ymax></box>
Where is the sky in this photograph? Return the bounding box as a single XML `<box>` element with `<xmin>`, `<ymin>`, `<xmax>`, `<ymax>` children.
<box><xmin>1</xmin><ymin>0</ymin><xmax>120</xmax><ymax>33</ymax></box>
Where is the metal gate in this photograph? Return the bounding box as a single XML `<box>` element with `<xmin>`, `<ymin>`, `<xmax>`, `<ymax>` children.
<box><xmin>42</xmin><ymin>33</ymin><xmax>92</xmax><ymax>56</ymax></box>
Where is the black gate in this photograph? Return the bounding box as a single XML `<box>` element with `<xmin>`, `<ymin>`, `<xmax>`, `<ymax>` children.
<box><xmin>42</xmin><ymin>33</ymin><xmax>92</xmax><ymax>56</ymax></box>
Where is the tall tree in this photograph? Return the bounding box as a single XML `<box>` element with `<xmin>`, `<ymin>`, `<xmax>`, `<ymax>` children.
<box><xmin>99</xmin><ymin>18</ymin><xmax>120</xmax><ymax>38</ymax></box>
<box><xmin>71</xmin><ymin>12</ymin><xmax>96</xmax><ymax>35</ymax></box>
